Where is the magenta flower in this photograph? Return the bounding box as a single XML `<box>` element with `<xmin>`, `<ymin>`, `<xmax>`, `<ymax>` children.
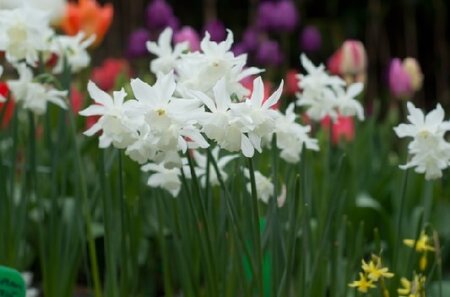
<box><xmin>145</xmin><ymin>0</ymin><xmax>176</xmax><ymax>30</ymax></box>
<box><xmin>300</xmin><ymin>25</ymin><xmax>322</xmax><ymax>52</ymax></box>
<box><xmin>388</xmin><ymin>58</ymin><xmax>413</xmax><ymax>98</ymax></box>
<box><xmin>204</xmin><ymin>19</ymin><xmax>226</xmax><ymax>42</ymax></box>
<box><xmin>174</xmin><ymin>26</ymin><xmax>200</xmax><ymax>51</ymax></box>
<box><xmin>126</xmin><ymin>28</ymin><xmax>151</xmax><ymax>58</ymax></box>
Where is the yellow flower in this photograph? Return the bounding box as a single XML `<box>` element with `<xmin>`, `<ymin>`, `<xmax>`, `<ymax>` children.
<box><xmin>349</xmin><ymin>273</ymin><xmax>376</xmax><ymax>293</ymax></box>
<box><xmin>404</xmin><ymin>231</ymin><xmax>435</xmax><ymax>270</ymax></box>
<box><xmin>403</xmin><ymin>232</ymin><xmax>435</xmax><ymax>253</ymax></box>
<box><xmin>398</xmin><ymin>274</ymin><xmax>426</xmax><ymax>297</ymax></box>
<box><xmin>361</xmin><ymin>255</ymin><xmax>394</xmax><ymax>281</ymax></box>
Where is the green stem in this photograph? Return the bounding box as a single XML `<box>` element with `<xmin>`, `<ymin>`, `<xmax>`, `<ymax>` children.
<box><xmin>63</xmin><ymin>61</ymin><xmax>103</xmax><ymax>297</ymax></box>
<box><xmin>394</xmin><ymin>168</ymin><xmax>409</xmax><ymax>272</ymax></box>
<box><xmin>207</xmin><ymin>149</ymin><xmax>255</xmax><ymax>294</ymax></box>
<box><xmin>247</xmin><ymin>157</ymin><xmax>264</xmax><ymax>297</ymax></box>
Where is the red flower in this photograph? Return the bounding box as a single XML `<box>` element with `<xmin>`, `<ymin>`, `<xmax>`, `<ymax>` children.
<box><xmin>70</xmin><ymin>85</ymin><xmax>84</xmax><ymax>114</ymax></box>
<box><xmin>91</xmin><ymin>58</ymin><xmax>131</xmax><ymax>91</ymax></box>
<box><xmin>0</xmin><ymin>82</ymin><xmax>15</xmax><ymax>128</ymax></box>
<box><xmin>321</xmin><ymin>114</ymin><xmax>355</xmax><ymax>144</ymax></box>
<box><xmin>284</xmin><ymin>69</ymin><xmax>300</xmax><ymax>96</ymax></box>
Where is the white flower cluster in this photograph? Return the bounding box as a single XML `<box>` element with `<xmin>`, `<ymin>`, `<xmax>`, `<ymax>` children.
<box><xmin>81</xmin><ymin>29</ymin><xmax>319</xmax><ymax>197</ymax></box>
<box><xmin>7</xmin><ymin>64</ymin><xmax>67</xmax><ymax>115</ymax></box>
<box><xmin>0</xmin><ymin>5</ymin><xmax>94</xmax><ymax>115</ymax></box>
<box><xmin>147</xmin><ymin>28</ymin><xmax>262</xmax><ymax>98</ymax></box>
<box><xmin>296</xmin><ymin>54</ymin><xmax>365</xmax><ymax>121</ymax></box>
<box><xmin>0</xmin><ymin>5</ymin><xmax>92</xmax><ymax>72</ymax></box>
<box><xmin>394</xmin><ymin>102</ymin><xmax>450</xmax><ymax>180</ymax></box>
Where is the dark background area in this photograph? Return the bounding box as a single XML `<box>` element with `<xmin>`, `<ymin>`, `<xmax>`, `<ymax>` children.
<box><xmin>93</xmin><ymin>0</ymin><xmax>450</xmax><ymax>111</ymax></box>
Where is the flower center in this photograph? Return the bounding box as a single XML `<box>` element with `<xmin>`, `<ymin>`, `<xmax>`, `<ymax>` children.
<box><xmin>8</xmin><ymin>22</ymin><xmax>27</xmax><ymax>43</ymax></box>
<box><xmin>418</xmin><ymin>129</ymin><xmax>431</xmax><ymax>139</ymax></box>
<box><xmin>156</xmin><ymin>109</ymin><xmax>166</xmax><ymax>116</ymax></box>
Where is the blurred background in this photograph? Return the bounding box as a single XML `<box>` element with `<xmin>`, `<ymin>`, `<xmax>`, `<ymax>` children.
<box><xmin>94</xmin><ymin>0</ymin><xmax>450</xmax><ymax>113</ymax></box>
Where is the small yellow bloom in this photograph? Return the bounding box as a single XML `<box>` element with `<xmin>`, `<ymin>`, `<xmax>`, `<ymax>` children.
<box><xmin>398</xmin><ymin>274</ymin><xmax>426</xmax><ymax>297</ymax></box>
<box><xmin>349</xmin><ymin>272</ymin><xmax>376</xmax><ymax>293</ymax></box>
<box><xmin>361</xmin><ymin>255</ymin><xmax>394</xmax><ymax>281</ymax></box>
<box><xmin>403</xmin><ymin>232</ymin><xmax>435</xmax><ymax>253</ymax></box>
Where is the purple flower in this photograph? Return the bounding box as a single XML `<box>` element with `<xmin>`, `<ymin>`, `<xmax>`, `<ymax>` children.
<box><xmin>256</xmin><ymin>39</ymin><xmax>284</xmax><ymax>66</ymax></box>
<box><xmin>256</xmin><ymin>0</ymin><xmax>299</xmax><ymax>32</ymax></box>
<box><xmin>256</xmin><ymin>2</ymin><xmax>276</xmax><ymax>30</ymax></box>
<box><xmin>174</xmin><ymin>26</ymin><xmax>200</xmax><ymax>51</ymax></box>
<box><xmin>242</xmin><ymin>27</ymin><xmax>259</xmax><ymax>51</ymax></box>
<box><xmin>273</xmin><ymin>0</ymin><xmax>299</xmax><ymax>32</ymax></box>
<box><xmin>126</xmin><ymin>28</ymin><xmax>151</xmax><ymax>59</ymax></box>
<box><xmin>300</xmin><ymin>25</ymin><xmax>322</xmax><ymax>52</ymax></box>
<box><xmin>146</xmin><ymin>0</ymin><xmax>175</xmax><ymax>30</ymax></box>
<box><xmin>204</xmin><ymin>19</ymin><xmax>226</xmax><ymax>42</ymax></box>
<box><xmin>232</xmin><ymin>42</ymin><xmax>248</xmax><ymax>56</ymax></box>
<box><xmin>388</xmin><ymin>58</ymin><xmax>412</xmax><ymax>98</ymax></box>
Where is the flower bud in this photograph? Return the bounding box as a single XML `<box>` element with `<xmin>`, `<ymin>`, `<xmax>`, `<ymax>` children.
<box><xmin>402</xmin><ymin>57</ymin><xmax>423</xmax><ymax>91</ymax></box>
<box><xmin>328</xmin><ymin>40</ymin><xmax>367</xmax><ymax>78</ymax></box>
<box><xmin>388</xmin><ymin>57</ymin><xmax>423</xmax><ymax>99</ymax></box>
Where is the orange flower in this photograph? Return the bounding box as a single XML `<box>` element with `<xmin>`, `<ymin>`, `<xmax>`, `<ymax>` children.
<box><xmin>60</xmin><ymin>0</ymin><xmax>113</xmax><ymax>47</ymax></box>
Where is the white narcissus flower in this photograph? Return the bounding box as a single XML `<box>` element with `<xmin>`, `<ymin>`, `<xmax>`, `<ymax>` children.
<box><xmin>141</xmin><ymin>161</ymin><xmax>191</xmax><ymax>197</ymax></box>
<box><xmin>175</xmin><ymin>30</ymin><xmax>262</xmax><ymax>97</ymax></box>
<box><xmin>394</xmin><ymin>102</ymin><xmax>450</xmax><ymax>180</ymax></box>
<box><xmin>51</xmin><ymin>32</ymin><xmax>95</xmax><ymax>74</ymax></box>
<box><xmin>244</xmin><ymin>169</ymin><xmax>274</xmax><ymax>203</ymax></box>
<box><xmin>79</xmin><ymin>81</ymin><xmax>139</xmax><ymax>149</ymax></box>
<box><xmin>296</xmin><ymin>54</ymin><xmax>345</xmax><ymax>121</ymax></box>
<box><xmin>7</xmin><ymin>63</ymin><xmax>67</xmax><ymax>115</ymax></box>
<box><xmin>0</xmin><ymin>0</ymin><xmax>66</xmax><ymax>24</ymax></box>
<box><xmin>334</xmin><ymin>82</ymin><xmax>365</xmax><ymax>120</ymax></box>
<box><xmin>273</xmin><ymin>103</ymin><xmax>319</xmax><ymax>163</ymax></box>
<box><xmin>192</xmin><ymin>147</ymin><xmax>238</xmax><ymax>187</ymax></box>
<box><xmin>230</xmin><ymin>77</ymin><xmax>283</xmax><ymax>157</ymax></box>
<box><xmin>0</xmin><ymin>5</ymin><xmax>54</xmax><ymax>65</ymax></box>
<box><xmin>128</xmin><ymin>72</ymin><xmax>209</xmax><ymax>158</ymax></box>
<box><xmin>147</xmin><ymin>27</ymin><xmax>188</xmax><ymax>75</ymax></box>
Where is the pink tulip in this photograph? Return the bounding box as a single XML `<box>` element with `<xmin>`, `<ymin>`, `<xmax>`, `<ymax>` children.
<box><xmin>388</xmin><ymin>57</ymin><xmax>423</xmax><ymax>99</ymax></box>
<box><xmin>328</xmin><ymin>40</ymin><xmax>367</xmax><ymax>82</ymax></box>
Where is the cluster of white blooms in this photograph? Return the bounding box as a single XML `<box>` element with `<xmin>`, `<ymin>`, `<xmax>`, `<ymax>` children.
<box><xmin>296</xmin><ymin>54</ymin><xmax>365</xmax><ymax>121</ymax></box>
<box><xmin>51</xmin><ymin>32</ymin><xmax>95</xmax><ymax>74</ymax></box>
<box><xmin>147</xmin><ymin>28</ymin><xmax>262</xmax><ymax>98</ymax></box>
<box><xmin>0</xmin><ymin>5</ymin><xmax>94</xmax><ymax>115</ymax></box>
<box><xmin>271</xmin><ymin>103</ymin><xmax>319</xmax><ymax>163</ymax></box>
<box><xmin>394</xmin><ymin>102</ymin><xmax>450</xmax><ymax>180</ymax></box>
<box><xmin>7</xmin><ymin>64</ymin><xmax>67</xmax><ymax>115</ymax></box>
<box><xmin>80</xmin><ymin>29</ymin><xmax>319</xmax><ymax>197</ymax></box>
